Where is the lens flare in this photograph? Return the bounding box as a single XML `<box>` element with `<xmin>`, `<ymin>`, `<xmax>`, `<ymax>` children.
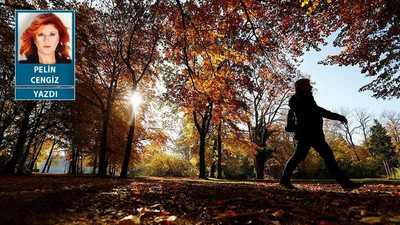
<box><xmin>129</xmin><ymin>92</ymin><xmax>142</xmax><ymax>110</ymax></box>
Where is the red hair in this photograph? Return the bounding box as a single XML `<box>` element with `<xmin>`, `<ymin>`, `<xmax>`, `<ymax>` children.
<box><xmin>20</xmin><ymin>13</ymin><xmax>70</xmax><ymax>59</ymax></box>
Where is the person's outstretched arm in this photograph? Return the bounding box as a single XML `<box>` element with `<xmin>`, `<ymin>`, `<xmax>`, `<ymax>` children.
<box><xmin>318</xmin><ymin>107</ymin><xmax>348</xmax><ymax>124</ymax></box>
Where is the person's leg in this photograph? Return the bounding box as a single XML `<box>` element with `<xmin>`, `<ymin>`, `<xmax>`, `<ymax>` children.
<box><xmin>313</xmin><ymin>138</ymin><xmax>364</xmax><ymax>191</ymax></box>
<box><xmin>312</xmin><ymin>138</ymin><xmax>364</xmax><ymax>191</ymax></box>
<box><xmin>311</xmin><ymin>138</ymin><xmax>350</xmax><ymax>185</ymax></box>
<box><xmin>281</xmin><ymin>139</ymin><xmax>311</xmax><ymax>183</ymax></box>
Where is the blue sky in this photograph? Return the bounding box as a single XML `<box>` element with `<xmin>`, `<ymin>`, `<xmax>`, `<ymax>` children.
<box><xmin>298</xmin><ymin>36</ymin><xmax>400</xmax><ymax>119</ymax></box>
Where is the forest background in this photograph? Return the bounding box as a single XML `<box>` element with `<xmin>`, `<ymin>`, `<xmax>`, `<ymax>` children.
<box><xmin>1</xmin><ymin>0</ymin><xmax>399</xmax><ymax>181</ymax></box>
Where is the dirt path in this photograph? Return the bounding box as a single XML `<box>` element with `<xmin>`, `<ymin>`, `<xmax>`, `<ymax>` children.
<box><xmin>1</xmin><ymin>174</ymin><xmax>400</xmax><ymax>224</ymax></box>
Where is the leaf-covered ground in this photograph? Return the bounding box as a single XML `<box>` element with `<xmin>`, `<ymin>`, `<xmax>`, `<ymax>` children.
<box><xmin>1</xmin><ymin>174</ymin><xmax>400</xmax><ymax>225</ymax></box>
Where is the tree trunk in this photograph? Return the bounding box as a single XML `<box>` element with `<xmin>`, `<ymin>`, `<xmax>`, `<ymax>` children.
<box><xmin>80</xmin><ymin>155</ymin><xmax>84</xmax><ymax>174</ymax></box>
<box><xmin>17</xmin><ymin>104</ymin><xmax>46</xmax><ymax>173</ymax></box>
<box><xmin>210</xmin><ymin>139</ymin><xmax>217</xmax><ymax>178</ymax></box>
<box><xmin>105</xmin><ymin>157</ymin><xmax>109</xmax><ymax>175</ymax></box>
<box><xmin>391</xmin><ymin>168</ymin><xmax>397</xmax><ymax>180</ymax></box>
<box><xmin>92</xmin><ymin>154</ymin><xmax>97</xmax><ymax>174</ymax></box>
<box><xmin>98</xmin><ymin>111</ymin><xmax>110</xmax><ymax>177</ymax></box>
<box><xmin>383</xmin><ymin>160</ymin><xmax>391</xmax><ymax>179</ymax></box>
<box><xmin>75</xmin><ymin>151</ymin><xmax>80</xmax><ymax>174</ymax></box>
<box><xmin>351</xmin><ymin>148</ymin><xmax>361</xmax><ymax>162</ymax></box>
<box><xmin>28</xmin><ymin>138</ymin><xmax>42</xmax><ymax>170</ymax></box>
<box><xmin>29</xmin><ymin>137</ymin><xmax>46</xmax><ymax>171</ymax></box>
<box><xmin>192</xmin><ymin>106</ymin><xmax>213</xmax><ymax>179</ymax></box>
<box><xmin>68</xmin><ymin>159</ymin><xmax>72</xmax><ymax>174</ymax></box>
<box><xmin>195</xmin><ymin>109</ymin><xmax>213</xmax><ymax>179</ymax></box>
<box><xmin>254</xmin><ymin>149</ymin><xmax>267</xmax><ymax>179</ymax></box>
<box><xmin>387</xmin><ymin>160</ymin><xmax>392</xmax><ymax>179</ymax></box>
<box><xmin>0</xmin><ymin>112</ymin><xmax>16</xmax><ymax>153</ymax></box>
<box><xmin>4</xmin><ymin>102</ymin><xmax>36</xmax><ymax>174</ymax></box>
<box><xmin>0</xmin><ymin>128</ymin><xmax>6</xmax><ymax>151</ymax></box>
<box><xmin>17</xmin><ymin>129</ymin><xmax>37</xmax><ymax>173</ymax></box>
<box><xmin>120</xmin><ymin>113</ymin><xmax>136</xmax><ymax>178</ymax></box>
<box><xmin>199</xmin><ymin>133</ymin><xmax>207</xmax><ymax>179</ymax></box>
<box><xmin>217</xmin><ymin>123</ymin><xmax>222</xmax><ymax>179</ymax></box>
<box><xmin>108</xmin><ymin>160</ymin><xmax>113</xmax><ymax>176</ymax></box>
<box><xmin>42</xmin><ymin>141</ymin><xmax>56</xmax><ymax>173</ymax></box>
<box><xmin>27</xmin><ymin>134</ymin><xmax>46</xmax><ymax>171</ymax></box>
<box><xmin>17</xmin><ymin>131</ymin><xmax>35</xmax><ymax>173</ymax></box>
<box><xmin>70</xmin><ymin>148</ymin><xmax>78</xmax><ymax>175</ymax></box>
<box><xmin>46</xmin><ymin>158</ymin><xmax>53</xmax><ymax>173</ymax></box>
<box><xmin>210</xmin><ymin>162</ymin><xmax>216</xmax><ymax>178</ymax></box>
<box><xmin>367</xmin><ymin>148</ymin><xmax>374</xmax><ymax>158</ymax></box>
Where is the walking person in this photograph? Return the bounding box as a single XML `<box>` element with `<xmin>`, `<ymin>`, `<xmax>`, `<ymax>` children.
<box><xmin>280</xmin><ymin>79</ymin><xmax>363</xmax><ymax>191</ymax></box>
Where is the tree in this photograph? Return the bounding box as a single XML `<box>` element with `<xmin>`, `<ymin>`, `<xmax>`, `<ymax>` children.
<box><xmin>306</xmin><ymin>0</ymin><xmax>400</xmax><ymax>99</ymax></box>
<box><xmin>245</xmin><ymin>74</ymin><xmax>293</xmax><ymax>179</ymax></box>
<box><xmin>4</xmin><ymin>101</ymin><xmax>36</xmax><ymax>173</ymax></box>
<box><xmin>382</xmin><ymin>111</ymin><xmax>400</xmax><ymax>149</ymax></box>
<box><xmin>74</xmin><ymin>2</ymin><xmax>126</xmax><ymax>177</ymax></box>
<box><xmin>335</xmin><ymin>108</ymin><xmax>362</xmax><ymax>162</ymax></box>
<box><xmin>355</xmin><ymin>108</ymin><xmax>373</xmax><ymax>155</ymax></box>
<box><xmin>42</xmin><ymin>139</ymin><xmax>57</xmax><ymax>173</ymax></box>
<box><xmin>0</xmin><ymin>2</ymin><xmax>22</xmax><ymax>155</ymax></box>
<box><xmin>113</xmin><ymin>0</ymin><xmax>161</xmax><ymax>178</ymax></box>
<box><xmin>0</xmin><ymin>1</ymin><xmax>35</xmax><ymax>174</ymax></box>
<box><xmin>164</xmin><ymin>0</ymin><xmax>320</xmax><ymax>179</ymax></box>
<box><xmin>369</xmin><ymin>120</ymin><xmax>398</xmax><ymax>178</ymax></box>
<box><xmin>165</xmin><ymin>0</ymin><xmax>244</xmax><ymax>178</ymax></box>
<box><xmin>71</xmin><ymin>0</ymin><xmax>166</xmax><ymax>177</ymax></box>
<box><xmin>268</xmin><ymin>126</ymin><xmax>296</xmax><ymax>179</ymax></box>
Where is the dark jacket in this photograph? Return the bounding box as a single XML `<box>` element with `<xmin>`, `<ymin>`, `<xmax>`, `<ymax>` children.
<box><xmin>289</xmin><ymin>91</ymin><xmax>344</xmax><ymax>140</ymax></box>
<box><xmin>19</xmin><ymin>53</ymin><xmax>72</xmax><ymax>64</ymax></box>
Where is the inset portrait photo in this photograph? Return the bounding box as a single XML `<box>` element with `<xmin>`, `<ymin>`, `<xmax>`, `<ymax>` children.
<box><xmin>17</xmin><ymin>12</ymin><xmax>73</xmax><ymax>64</ymax></box>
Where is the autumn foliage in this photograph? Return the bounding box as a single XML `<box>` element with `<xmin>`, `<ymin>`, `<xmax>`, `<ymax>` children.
<box><xmin>0</xmin><ymin>0</ymin><xmax>399</xmax><ymax>181</ymax></box>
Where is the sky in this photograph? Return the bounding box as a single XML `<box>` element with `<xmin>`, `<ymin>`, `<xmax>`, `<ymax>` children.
<box><xmin>298</xmin><ymin>35</ymin><xmax>400</xmax><ymax>119</ymax></box>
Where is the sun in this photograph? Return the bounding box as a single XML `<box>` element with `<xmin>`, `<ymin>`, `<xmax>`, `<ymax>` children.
<box><xmin>129</xmin><ymin>91</ymin><xmax>142</xmax><ymax>110</ymax></box>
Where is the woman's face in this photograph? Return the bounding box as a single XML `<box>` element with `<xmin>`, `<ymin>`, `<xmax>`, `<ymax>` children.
<box><xmin>34</xmin><ymin>24</ymin><xmax>60</xmax><ymax>56</ymax></box>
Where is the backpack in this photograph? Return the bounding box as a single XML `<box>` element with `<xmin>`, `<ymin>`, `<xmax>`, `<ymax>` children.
<box><xmin>285</xmin><ymin>108</ymin><xmax>297</xmax><ymax>132</ymax></box>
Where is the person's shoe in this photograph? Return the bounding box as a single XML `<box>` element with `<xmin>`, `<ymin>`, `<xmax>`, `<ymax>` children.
<box><xmin>279</xmin><ymin>180</ymin><xmax>298</xmax><ymax>190</ymax></box>
<box><xmin>341</xmin><ymin>181</ymin><xmax>364</xmax><ymax>191</ymax></box>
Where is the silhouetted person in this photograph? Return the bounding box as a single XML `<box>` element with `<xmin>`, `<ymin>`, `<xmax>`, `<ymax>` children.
<box><xmin>280</xmin><ymin>79</ymin><xmax>363</xmax><ymax>191</ymax></box>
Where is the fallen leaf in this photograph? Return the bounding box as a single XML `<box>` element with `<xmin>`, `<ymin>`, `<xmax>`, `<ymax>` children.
<box><xmin>35</xmin><ymin>189</ymin><xmax>46</xmax><ymax>193</ymax></box>
<box><xmin>148</xmin><ymin>204</ymin><xmax>160</xmax><ymax>209</ymax></box>
<box><xmin>361</xmin><ymin>210</ymin><xmax>376</xmax><ymax>216</ymax></box>
<box><xmin>119</xmin><ymin>207</ymin><xmax>146</xmax><ymax>225</ymax></box>
<box><xmin>161</xmin><ymin>211</ymin><xmax>170</xmax><ymax>216</ymax></box>
<box><xmin>360</xmin><ymin>217</ymin><xmax>381</xmax><ymax>224</ymax></box>
<box><xmin>120</xmin><ymin>195</ymin><xmax>127</xmax><ymax>200</ymax></box>
<box><xmin>137</xmin><ymin>207</ymin><xmax>160</xmax><ymax>214</ymax></box>
<box><xmin>130</xmin><ymin>188</ymin><xmax>141</xmax><ymax>195</ymax></box>
<box><xmin>119</xmin><ymin>215</ymin><xmax>140</xmax><ymax>225</ymax></box>
<box><xmin>389</xmin><ymin>216</ymin><xmax>400</xmax><ymax>222</ymax></box>
<box><xmin>154</xmin><ymin>215</ymin><xmax>177</xmax><ymax>224</ymax></box>
<box><xmin>272</xmin><ymin>210</ymin><xmax>285</xmax><ymax>218</ymax></box>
